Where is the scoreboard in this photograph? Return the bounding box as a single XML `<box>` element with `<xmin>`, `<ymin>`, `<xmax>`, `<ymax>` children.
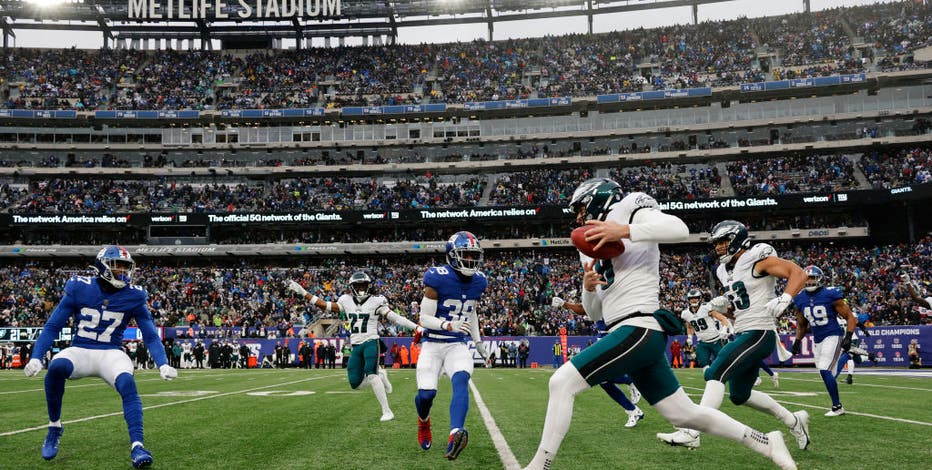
<box><xmin>0</xmin><ymin>327</ymin><xmax>73</xmax><ymax>342</ymax></box>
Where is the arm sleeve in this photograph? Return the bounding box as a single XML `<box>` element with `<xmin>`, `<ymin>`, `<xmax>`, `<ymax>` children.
<box><xmin>32</xmin><ymin>293</ymin><xmax>77</xmax><ymax>362</ymax></box>
<box><xmin>385</xmin><ymin>310</ymin><xmax>417</xmax><ymax>331</ymax></box>
<box><xmin>581</xmin><ymin>288</ymin><xmax>603</xmax><ymax>322</ymax></box>
<box><xmin>418</xmin><ymin>297</ymin><xmax>446</xmax><ymax>330</ymax></box>
<box><xmin>138</xmin><ymin>307</ymin><xmax>169</xmax><ymax>368</ymax></box>
<box><xmin>468</xmin><ymin>309</ymin><xmax>482</xmax><ymax>343</ymax></box>
<box><xmin>628</xmin><ymin>209</ymin><xmax>690</xmax><ymax>243</ymax></box>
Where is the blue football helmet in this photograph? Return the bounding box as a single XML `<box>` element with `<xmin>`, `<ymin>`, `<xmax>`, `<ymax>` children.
<box><xmin>804</xmin><ymin>265</ymin><xmax>823</xmax><ymax>292</ymax></box>
<box><xmin>446</xmin><ymin>231</ymin><xmax>483</xmax><ymax>277</ymax></box>
<box><xmin>349</xmin><ymin>271</ymin><xmax>372</xmax><ymax>303</ymax></box>
<box><xmin>94</xmin><ymin>245</ymin><xmax>135</xmax><ymax>289</ymax></box>
<box><xmin>709</xmin><ymin>220</ymin><xmax>750</xmax><ymax>265</ymax></box>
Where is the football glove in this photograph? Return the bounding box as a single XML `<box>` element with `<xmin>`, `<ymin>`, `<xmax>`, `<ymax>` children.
<box><xmin>24</xmin><ymin>358</ymin><xmax>43</xmax><ymax>377</ymax></box>
<box><xmin>445</xmin><ymin>320</ymin><xmax>471</xmax><ymax>334</ymax></box>
<box><xmin>764</xmin><ymin>293</ymin><xmax>793</xmax><ymax>318</ymax></box>
<box><xmin>159</xmin><ymin>364</ymin><xmax>178</xmax><ymax>381</ymax></box>
<box><xmin>718</xmin><ymin>324</ymin><xmax>734</xmax><ymax>342</ymax></box>
<box><xmin>841</xmin><ymin>331</ymin><xmax>853</xmax><ymax>352</ymax></box>
<box><xmin>286</xmin><ymin>280</ymin><xmax>309</xmax><ymax>297</ymax></box>
<box><xmin>898</xmin><ymin>272</ymin><xmax>910</xmax><ymax>283</ymax></box>
<box><xmin>791</xmin><ymin>338</ymin><xmax>802</xmax><ymax>355</ymax></box>
<box><xmin>551</xmin><ymin>297</ymin><xmax>566</xmax><ymax>309</ymax></box>
<box><xmin>708</xmin><ymin>295</ymin><xmax>730</xmax><ymax>313</ymax></box>
<box><xmin>475</xmin><ymin>342</ymin><xmax>490</xmax><ymax>366</ymax></box>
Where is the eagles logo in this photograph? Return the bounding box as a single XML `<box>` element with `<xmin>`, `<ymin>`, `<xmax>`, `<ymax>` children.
<box><xmin>634</xmin><ymin>194</ymin><xmax>657</xmax><ymax>209</ymax></box>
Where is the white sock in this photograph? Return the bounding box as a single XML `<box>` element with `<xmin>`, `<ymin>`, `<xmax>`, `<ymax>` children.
<box><xmin>847</xmin><ymin>360</ymin><xmax>855</xmax><ymax>375</ymax></box>
<box><xmin>367</xmin><ymin>374</ymin><xmax>391</xmax><ymax>414</ymax></box>
<box><xmin>379</xmin><ymin>368</ymin><xmax>392</xmax><ymax>392</ymax></box>
<box><xmin>699</xmin><ymin>380</ymin><xmax>726</xmax><ymax>410</ymax></box>
<box><xmin>740</xmin><ymin>428</ymin><xmax>772</xmax><ymax>457</ymax></box>
<box><xmin>131</xmin><ymin>441</ymin><xmax>144</xmax><ymax>450</ymax></box>
<box><xmin>527</xmin><ymin>364</ymin><xmax>589</xmax><ymax>468</ymax></box>
<box><xmin>744</xmin><ymin>391</ymin><xmax>796</xmax><ymax>427</ymax></box>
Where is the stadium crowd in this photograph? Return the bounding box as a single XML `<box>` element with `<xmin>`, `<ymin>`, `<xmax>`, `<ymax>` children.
<box><xmin>1</xmin><ymin>2</ymin><xmax>926</xmax><ymax>111</ymax></box>
<box><xmin>2</xmin><ymin>238</ymin><xmax>929</xmax><ymax>339</ymax></box>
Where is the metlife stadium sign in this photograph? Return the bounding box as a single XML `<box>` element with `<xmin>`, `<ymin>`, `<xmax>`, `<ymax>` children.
<box><xmin>128</xmin><ymin>0</ymin><xmax>341</xmax><ymax>20</ymax></box>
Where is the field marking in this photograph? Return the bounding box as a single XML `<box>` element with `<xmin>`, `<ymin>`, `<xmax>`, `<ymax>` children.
<box><xmin>775</xmin><ymin>376</ymin><xmax>932</xmax><ymax>392</ymax></box>
<box><xmin>0</xmin><ymin>373</ymin><xmax>342</xmax><ymax>437</ymax></box>
<box><xmin>773</xmin><ymin>400</ymin><xmax>932</xmax><ymax>427</ymax></box>
<box><xmin>681</xmin><ymin>386</ymin><xmax>932</xmax><ymax>427</ymax></box>
<box><xmin>469</xmin><ymin>379</ymin><xmax>521</xmax><ymax>470</ymax></box>
<box><xmin>0</xmin><ymin>369</ymin><xmax>306</xmax><ymax>395</ymax></box>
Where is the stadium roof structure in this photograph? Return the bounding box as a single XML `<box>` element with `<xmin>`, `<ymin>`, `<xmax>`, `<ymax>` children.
<box><xmin>0</xmin><ymin>0</ymin><xmax>744</xmax><ymax>49</ymax></box>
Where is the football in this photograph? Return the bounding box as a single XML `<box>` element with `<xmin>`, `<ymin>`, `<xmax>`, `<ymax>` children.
<box><xmin>571</xmin><ymin>225</ymin><xmax>626</xmax><ymax>260</ymax></box>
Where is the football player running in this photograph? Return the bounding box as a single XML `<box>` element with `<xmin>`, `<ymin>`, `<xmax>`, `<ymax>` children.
<box><xmin>680</xmin><ymin>289</ymin><xmax>733</xmax><ymax>368</ymax></box>
<box><xmin>287</xmin><ymin>271</ymin><xmax>416</xmax><ymax>422</ymax></box>
<box><xmin>524</xmin><ymin>180</ymin><xmax>796</xmax><ymax>470</ymax></box>
<box><xmin>658</xmin><ymin>220</ymin><xmax>810</xmax><ymax>451</ymax></box>
<box><xmin>23</xmin><ymin>246</ymin><xmax>177</xmax><ymax>468</ymax></box>
<box><xmin>414</xmin><ymin>231</ymin><xmax>490</xmax><ymax>461</ymax></box>
<box><xmin>790</xmin><ymin>265</ymin><xmax>858</xmax><ymax>416</ymax></box>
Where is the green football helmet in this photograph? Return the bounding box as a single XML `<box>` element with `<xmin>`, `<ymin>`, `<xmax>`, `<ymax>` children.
<box><xmin>569</xmin><ymin>178</ymin><xmax>624</xmax><ymax>223</ymax></box>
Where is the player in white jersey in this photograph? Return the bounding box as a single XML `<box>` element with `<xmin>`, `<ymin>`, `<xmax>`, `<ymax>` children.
<box><xmin>523</xmin><ymin>179</ymin><xmax>796</xmax><ymax>470</ymax></box>
<box><xmin>287</xmin><ymin>271</ymin><xmax>418</xmax><ymax>422</ymax></box>
<box><xmin>658</xmin><ymin>220</ymin><xmax>810</xmax><ymax>451</ymax></box>
<box><xmin>680</xmin><ymin>289</ymin><xmax>733</xmax><ymax>368</ymax></box>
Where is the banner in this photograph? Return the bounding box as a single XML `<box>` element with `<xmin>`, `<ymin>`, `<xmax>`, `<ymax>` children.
<box><xmin>156</xmin><ymin>325</ymin><xmax>930</xmax><ymax>368</ymax></box>
<box><xmin>740</xmin><ymin>74</ymin><xmax>867</xmax><ymax>93</ymax></box>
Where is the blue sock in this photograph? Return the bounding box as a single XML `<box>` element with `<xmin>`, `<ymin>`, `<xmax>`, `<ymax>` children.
<box><xmin>415</xmin><ymin>389</ymin><xmax>436</xmax><ymax>421</ymax></box>
<box><xmin>759</xmin><ymin>361</ymin><xmax>774</xmax><ymax>376</ymax></box>
<box><xmin>609</xmin><ymin>374</ymin><xmax>633</xmax><ymax>385</ymax></box>
<box><xmin>449</xmin><ymin>371</ymin><xmax>470</xmax><ymax>431</ymax></box>
<box><xmin>819</xmin><ymin>369</ymin><xmax>842</xmax><ymax>407</ymax></box>
<box><xmin>115</xmin><ymin>373</ymin><xmax>144</xmax><ymax>445</ymax></box>
<box><xmin>835</xmin><ymin>353</ymin><xmax>851</xmax><ymax>377</ymax></box>
<box><xmin>45</xmin><ymin>359</ymin><xmax>74</xmax><ymax>423</ymax></box>
<box><xmin>599</xmin><ymin>382</ymin><xmax>635</xmax><ymax>411</ymax></box>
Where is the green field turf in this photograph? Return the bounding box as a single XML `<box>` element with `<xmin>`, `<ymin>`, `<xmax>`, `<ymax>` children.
<box><xmin>1</xmin><ymin>367</ymin><xmax>929</xmax><ymax>469</ymax></box>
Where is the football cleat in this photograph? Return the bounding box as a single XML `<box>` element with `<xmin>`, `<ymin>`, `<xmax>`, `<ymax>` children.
<box><xmin>625</xmin><ymin>408</ymin><xmax>644</xmax><ymax>428</ymax></box>
<box><xmin>445</xmin><ymin>429</ymin><xmax>469</xmax><ymax>460</ymax></box>
<box><xmin>825</xmin><ymin>405</ymin><xmax>845</xmax><ymax>417</ymax></box>
<box><xmin>41</xmin><ymin>426</ymin><xmax>63</xmax><ymax>461</ymax></box>
<box><xmin>754</xmin><ymin>376</ymin><xmax>762</xmax><ymax>387</ymax></box>
<box><xmin>628</xmin><ymin>384</ymin><xmax>641</xmax><ymax>404</ymax></box>
<box><xmin>846</xmin><ymin>374</ymin><xmax>853</xmax><ymax>385</ymax></box>
<box><xmin>417</xmin><ymin>417</ymin><xmax>432</xmax><ymax>450</ymax></box>
<box><xmin>789</xmin><ymin>410</ymin><xmax>810</xmax><ymax>450</ymax></box>
<box><xmin>771</xmin><ymin>372</ymin><xmax>780</xmax><ymax>388</ymax></box>
<box><xmin>766</xmin><ymin>431</ymin><xmax>798</xmax><ymax>470</ymax></box>
<box><xmin>131</xmin><ymin>445</ymin><xmax>153</xmax><ymax>468</ymax></box>
<box><xmin>380</xmin><ymin>411</ymin><xmax>395</xmax><ymax>422</ymax></box>
<box><xmin>656</xmin><ymin>429</ymin><xmax>700</xmax><ymax>449</ymax></box>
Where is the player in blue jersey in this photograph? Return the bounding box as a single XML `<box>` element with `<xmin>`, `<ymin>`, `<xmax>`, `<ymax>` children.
<box><xmin>414</xmin><ymin>231</ymin><xmax>490</xmax><ymax>460</ymax></box>
<box><xmin>23</xmin><ymin>246</ymin><xmax>177</xmax><ymax>468</ymax></box>
<box><xmin>552</xmin><ymin>297</ymin><xmax>644</xmax><ymax>427</ymax></box>
<box><xmin>790</xmin><ymin>265</ymin><xmax>857</xmax><ymax>416</ymax></box>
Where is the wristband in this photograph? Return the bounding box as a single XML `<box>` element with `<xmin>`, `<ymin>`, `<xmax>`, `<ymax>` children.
<box><xmin>325</xmin><ymin>301</ymin><xmax>332</xmax><ymax>312</ymax></box>
<box><xmin>310</xmin><ymin>295</ymin><xmax>320</xmax><ymax>304</ymax></box>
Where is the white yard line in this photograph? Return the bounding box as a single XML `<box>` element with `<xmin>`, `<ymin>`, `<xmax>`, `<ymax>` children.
<box><xmin>773</xmin><ymin>400</ymin><xmax>932</xmax><ymax>427</ymax></box>
<box><xmin>0</xmin><ymin>369</ymin><xmax>306</xmax><ymax>394</ymax></box>
<box><xmin>776</xmin><ymin>376</ymin><xmax>932</xmax><ymax>392</ymax></box>
<box><xmin>681</xmin><ymin>385</ymin><xmax>932</xmax><ymax>427</ymax></box>
<box><xmin>0</xmin><ymin>373</ymin><xmax>342</xmax><ymax>437</ymax></box>
<box><xmin>469</xmin><ymin>379</ymin><xmax>521</xmax><ymax>470</ymax></box>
